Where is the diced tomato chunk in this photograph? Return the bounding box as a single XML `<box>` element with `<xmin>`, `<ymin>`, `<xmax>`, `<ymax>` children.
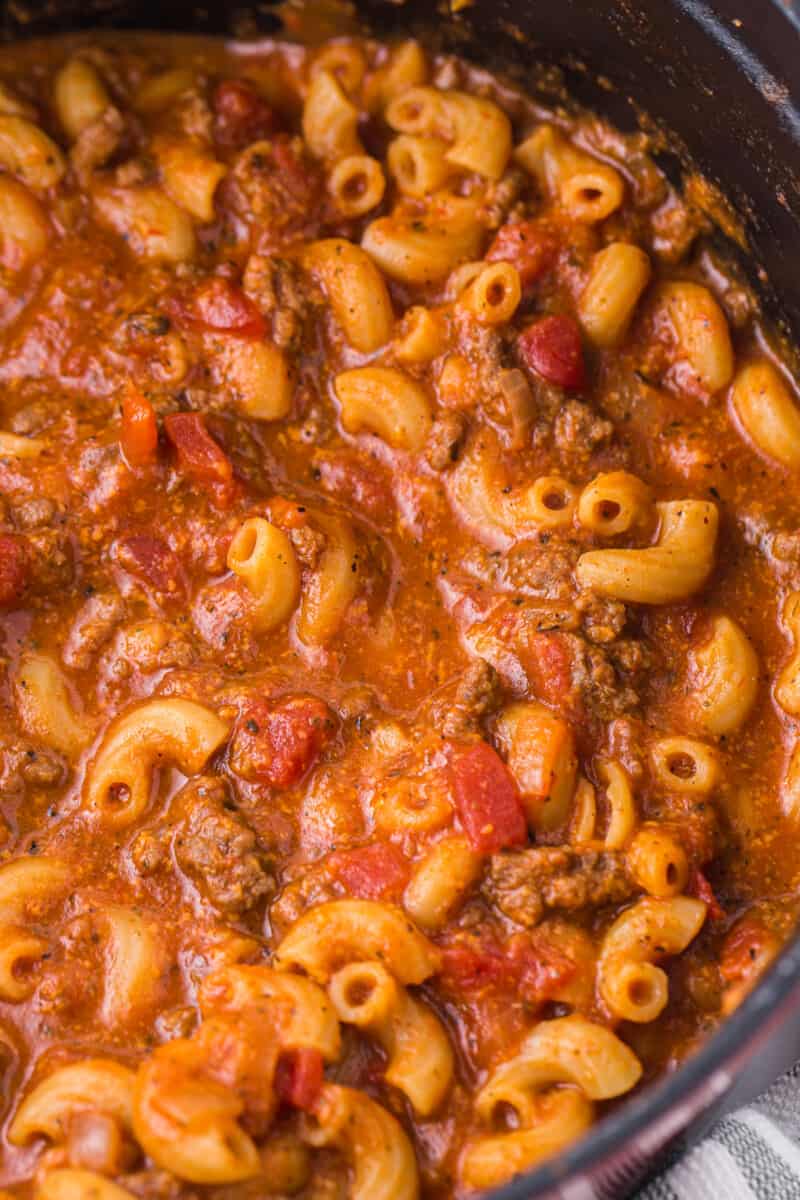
<box><xmin>440</xmin><ymin>943</ymin><xmax>516</xmax><ymax>994</ymax></box>
<box><xmin>271</xmin><ymin>135</ymin><xmax>320</xmax><ymax>206</ymax></box>
<box><xmin>168</xmin><ymin>278</ymin><xmax>266</xmax><ymax>339</ymax></box>
<box><xmin>213</xmin><ymin>79</ymin><xmax>280</xmax><ymax>149</ymax></box>
<box><xmin>164</xmin><ymin>412</ymin><xmax>234</xmax><ymax>506</ymax></box>
<box><xmin>230</xmin><ymin>696</ymin><xmax>336</xmax><ymax>787</ymax></box>
<box><xmin>329</xmin><ymin>843</ymin><xmax>410</xmax><ymax>900</ymax></box>
<box><xmin>517</xmin><ymin>314</ymin><xmax>587</xmax><ymax>390</ymax></box>
<box><xmin>446</xmin><ymin>740</ymin><xmax>528</xmax><ymax>854</ymax></box>
<box><xmin>487</xmin><ymin>221</ymin><xmax>558</xmax><ymax>291</ymax></box>
<box><xmin>0</xmin><ymin>534</ymin><xmax>27</xmax><ymax>607</ymax></box>
<box><xmin>120</xmin><ymin>383</ymin><xmax>158</xmax><ymax>466</ymax></box>
<box><xmin>519</xmin><ymin>631</ymin><xmax>574</xmax><ymax>710</ymax></box>
<box><xmin>440</xmin><ymin>931</ymin><xmax>575</xmax><ymax>1005</ymax></box>
<box><xmin>687</xmin><ymin>867</ymin><xmax>725</xmax><ymax>922</ymax></box>
<box><xmin>274</xmin><ymin>1047</ymin><xmax>324</xmax><ymax>1112</ymax></box>
<box><xmin>115</xmin><ymin>534</ymin><xmax>186</xmax><ymax>600</ymax></box>
<box><xmin>315</xmin><ymin>451</ymin><xmax>393</xmax><ymax>523</ymax></box>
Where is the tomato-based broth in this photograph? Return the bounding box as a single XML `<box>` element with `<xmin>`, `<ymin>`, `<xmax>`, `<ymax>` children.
<box><xmin>0</xmin><ymin>26</ymin><xmax>798</xmax><ymax>1200</ymax></box>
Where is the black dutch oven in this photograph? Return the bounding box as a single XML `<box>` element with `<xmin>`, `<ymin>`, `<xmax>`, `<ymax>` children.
<box><xmin>4</xmin><ymin>1</ymin><xmax>800</xmax><ymax>1196</ymax></box>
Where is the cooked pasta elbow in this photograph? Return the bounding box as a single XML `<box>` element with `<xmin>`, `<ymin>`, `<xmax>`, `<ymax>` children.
<box><xmin>441</xmin><ymin>90</ymin><xmax>512</xmax><ymax>180</ymax></box>
<box><xmin>227</xmin><ymin>517</ymin><xmax>301</xmax><ymax>633</ymax></box>
<box><xmin>461</xmin><ymin>1016</ymin><xmax>641</xmax><ymax>1190</ymax></box>
<box><xmin>335</xmin><ymin>365</ymin><xmax>432</xmax><ymax>452</ymax></box>
<box><xmin>14</xmin><ymin>652</ymin><xmax>93</xmax><ymax>759</ymax></box>
<box><xmin>303</xmin><ymin>1084</ymin><xmax>419</xmax><ymax>1200</ymax></box>
<box><xmin>689</xmin><ymin>614</ymin><xmax>759</xmax><ymax>734</ymax></box>
<box><xmin>36</xmin><ymin>1170</ymin><xmax>137</xmax><ymax>1200</ymax></box>
<box><xmin>54</xmin><ymin>57</ymin><xmax>111</xmax><ymax>140</ymax></box>
<box><xmin>329</xmin><ymin>960</ymin><xmax>453</xmax><ymax>1114</ymax></box>
<box><xmin>93</xmin><ymin>184</ymin><xmax>196</xmax><ymax>262</ymax></box>
<box><xmin>9</xmin><ymin>1059</ymin><xmax>136</xmax><ymax>1145</ymax></box>
<box><xmin>155</xmin><ymin>134</ymin><xmax>227</xmax><ymax>223</ymax></box>
<box><xmin>599</xmin><ymin>896</ymin><xmax>706</xmax><ymax>1022</ymax></box>
<box><xmin>0</xmin><ymin>175</ymin><xmax>50</xmax><ymax>270</ymax></box>
<box><xmin>654</xmin><ymin>281</ymin><xmax>734</xmax><ymax>395</ymax></box>
<box><xmin>730</xmin><ymin>360</ymin><xmax>800</xmax><ymax>469</ymax></box>
<box><xmin>295</xmin><ymin>513</ymin><xmax>359</xmax><ymax>647</ymax></box>
<box><xmin>0</xmin><ymin>115</ymin><xmax>67</xmax><ymax>188</ymax></box>
<box><xmin>304</xmin><ymin>238</ymin><xmax>393</xmax><ymax>352</ymax></box>
<box><xmin>84</xmin><ymin>698</ymin><xmax>231</xmax><ymax>827</ymax></box>
<box><xmin>274</xmin><ymin>899</ymin><xmax>441</xmax><ymax>984</ymax></box>
<box><xmin>302</xmin><ymin>70</ymin><xmax>362</xmax><ymax>162</ymax></box>
<box><xmin>578</xmin><ymin>242</ymin><xmax>652</xmax><ymax>347</ymax></box>
<box><xmin>515</xmin><ymin>124</ymin><xmax>624</xmax><ymax>223</ymax></box>
<box><xmin>576</xmin><ymin>499</ymin><xmax>719</xmax><ymax>604</ymax></box>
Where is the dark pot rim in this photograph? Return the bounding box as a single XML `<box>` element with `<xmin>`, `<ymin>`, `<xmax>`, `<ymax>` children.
<box><xmin>489</xmin><ymin>3</ymin><xmax>800</xmax><ymax>1196</ymax></box>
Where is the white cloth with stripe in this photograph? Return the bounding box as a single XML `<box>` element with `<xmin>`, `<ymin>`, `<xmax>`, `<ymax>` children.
<box><xmin>638</xmin><ymin>1065</ymin><xmax>800</xmax><ymax>1200</ymax></box>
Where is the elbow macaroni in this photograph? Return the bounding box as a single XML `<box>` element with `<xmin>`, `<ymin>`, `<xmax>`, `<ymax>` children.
<box><xmin>84</xmin><ymin>697</ymin><xmax>230</xmax><ymax>827</ymax></box>
<box><xmin>15</xmin><ymin>652</ymin><xmax>93</xmax><ymax>759</ymax></box>
<box><xmin>689</xmin><ymin>614</ymin><xmax>759</xmax><ymax>734</ymax></box>
<box><xmin>54</xmin><ymin>57</ymin><xmax>110</xmax><ymax>140</ymax></box>
<box><xmin>515</xmin><ymin>123</ymin><xmax>624</xmax><ymax>223</ymax></box>
<box><xmin>304</xmin><ymin>237</ymin><xmax>393</xmax><ymax>353</ymax></box>
<box><xmin>403</xmin><ymin>835</ymin><xmax>482</xmax><ymax>930</ymax></box>
<box><xmin>335</xmin><ymin>365</ymin><xmax>433</xmax><ymax>452</ymax></box>
<box><xmin>227</xmin><ymin>517</ymin><xmax>301</xmax><ymax>633</ymax></box>
<box><xmin>460</xmin><ymin>1016</ymin><xmax>641</xmax><ymax>1189</ymax></box>
<box><xmin>599</xmin><ymin>896</ymin><xmax>707</xmax><ymax>1022</ymax></box>
<box><xmin>304</xmin><ymin>1084</ymin><xmax>419</xmax><ymax>1200</ymax></box>
<box><xmin>274</xmin><ymin>898</ymin><xmax>441</xmax><ymax>984</ymax></box>
<box><xmin>295</xmin><ymin>513</ymin><xmax>359</xmax><ymax>647</ymax></box>
<box><xmin>653</xmin><ymin>281</ymin><xmax>734</xmax><ymax>395</ymax></box>
<box><xmin>578</xmin><ymin>242</ymin><xmax>652</xmax><ymax>347</ymax></box>
<box><xmin>577</xmin><ymin>471</ymin><xmax>652</xmax><ymax>536</ymax></box>
<box><xmin>9</xmin><ymin>1059</ymin><xmax>135</xmax><ymax>1145</ymax></box>
<box><xmin>730</xmin><ymin>360</ymin><xmax>800</xmax><ymax>469</ymax></box>
<box><xmin>329</xmin><ymin>959</ymin><xmax>453</xmax><ymax>1114</ymax></box>
<box><xmin>576</xmin><ymin>499</ymin><xmax>719</xmax><ymax>604</ymax></box>
<box><xmin>302</xmin><ymin>70</ymin><xmax>362</xmax><ymax>162</ymax></box>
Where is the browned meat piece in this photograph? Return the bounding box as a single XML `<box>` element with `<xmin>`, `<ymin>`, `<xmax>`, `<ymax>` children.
<box><xmin>289</xmin><ymin>523</ymin><xmax>326</xmax><ymax>569</ymax></box>
<box><xmin>487</xmin><ymin>538</ymin><xmax>581</xmax><ymax>601</ymax></box>
<box><xmin>173</xmin><ymin>88</ymin><xmax>213</xmax><ymax>141</ymax></box>
<box><xmin>128</xmin><ymin>828</ymin><xmax>168</xmax><ymax>877</ymax></box>
<box><xmin>484</xmin><ymin>167</ymin><xmax>529</xmax><ymax>228</ymax></box>
<box><xmin>441</xmin><ymin>658</ymin><xmax>502</xmax><ymax>737</ymax></box>
<box><xmin>228</xmin><ymin>135</ymin><xmax>323</xmax><ymax>248</ymax></box>
<box><xmin>0</xmin><ymin>736</ymin><xmax>67</xmax><ymax>797</ymax></box>
<box><xmin>13</xmin><ymin>498</ymin><xmax>57</xmax><ymax>530</ymax></box>
<box><xmin>172</xmin><ymin>776</ymin><xmax>274</xmax><ymax>914</ymax></box>
<box><xmin>553</xmin><ymin>399</ymin><xmax>613</xmax><ymax>455</ymax></box>
<box><xmin>425</xmin><ymin>411</ymin><xmax>468</xmax><ymax>471</ymax></box>
<box><xmin>71</xmin><ymin>106</ymin><xmax>125</xmax><ymax>179</ymax></box>
<box><xmin>578</xmin><ymin>641</ymin><xmax>640</xmax><ymax>718</ymax></box>
<box><xmin>24</xmin><ymin>526</ymin><xmax>75</xmax><ymax>594</ymax></box>
<box><xmin>576</xmin><ymin>593</ymin><xmax>627</xmax><ymax>644</ymax></box>
<box><xmin>772</xmin><ymin>531</ymin><xmax>800</xmax><ymax>586</ymax></box>
<box><xmin>63</xmin><ymin>591</ymin><xmax>125</xmax><ymax>670</ymax></box>
<box><xmin>118</xmin><ymin>1170</ymin><xmax>194</xmax><ymax>1200</ymax></box>
<box><xmin>10</xmin><ymin>400</ymin><xmax>54</xmax><ymax>436</ymax></box>
<box><xmin>484</xmin><ymin>846</ymin><xmax>637</xmax><ymax>927</ymax></box>
<box><xmin>242</xmin><ymin>254</ymin><xmax>310</xmax><ymax>352</ymax></box>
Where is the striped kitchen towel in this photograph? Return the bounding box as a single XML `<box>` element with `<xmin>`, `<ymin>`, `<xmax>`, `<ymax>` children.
<box><xmin>637</xmin><ymin>1064</ymin><xmax>800</xmax><ymax>1200</ymax></box>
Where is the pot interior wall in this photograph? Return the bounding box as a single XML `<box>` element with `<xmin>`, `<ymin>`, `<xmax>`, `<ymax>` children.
<box><xmin>3</xmin><ymin>0</ymin><xmax>799</xmax><ymax>334</ymax></box>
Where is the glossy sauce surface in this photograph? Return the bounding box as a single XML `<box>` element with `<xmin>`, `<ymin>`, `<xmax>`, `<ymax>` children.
<box><xmin>0</xmin><ymin>28</ymin><xmax>797</xmax><ymax>1200</ymax></box>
